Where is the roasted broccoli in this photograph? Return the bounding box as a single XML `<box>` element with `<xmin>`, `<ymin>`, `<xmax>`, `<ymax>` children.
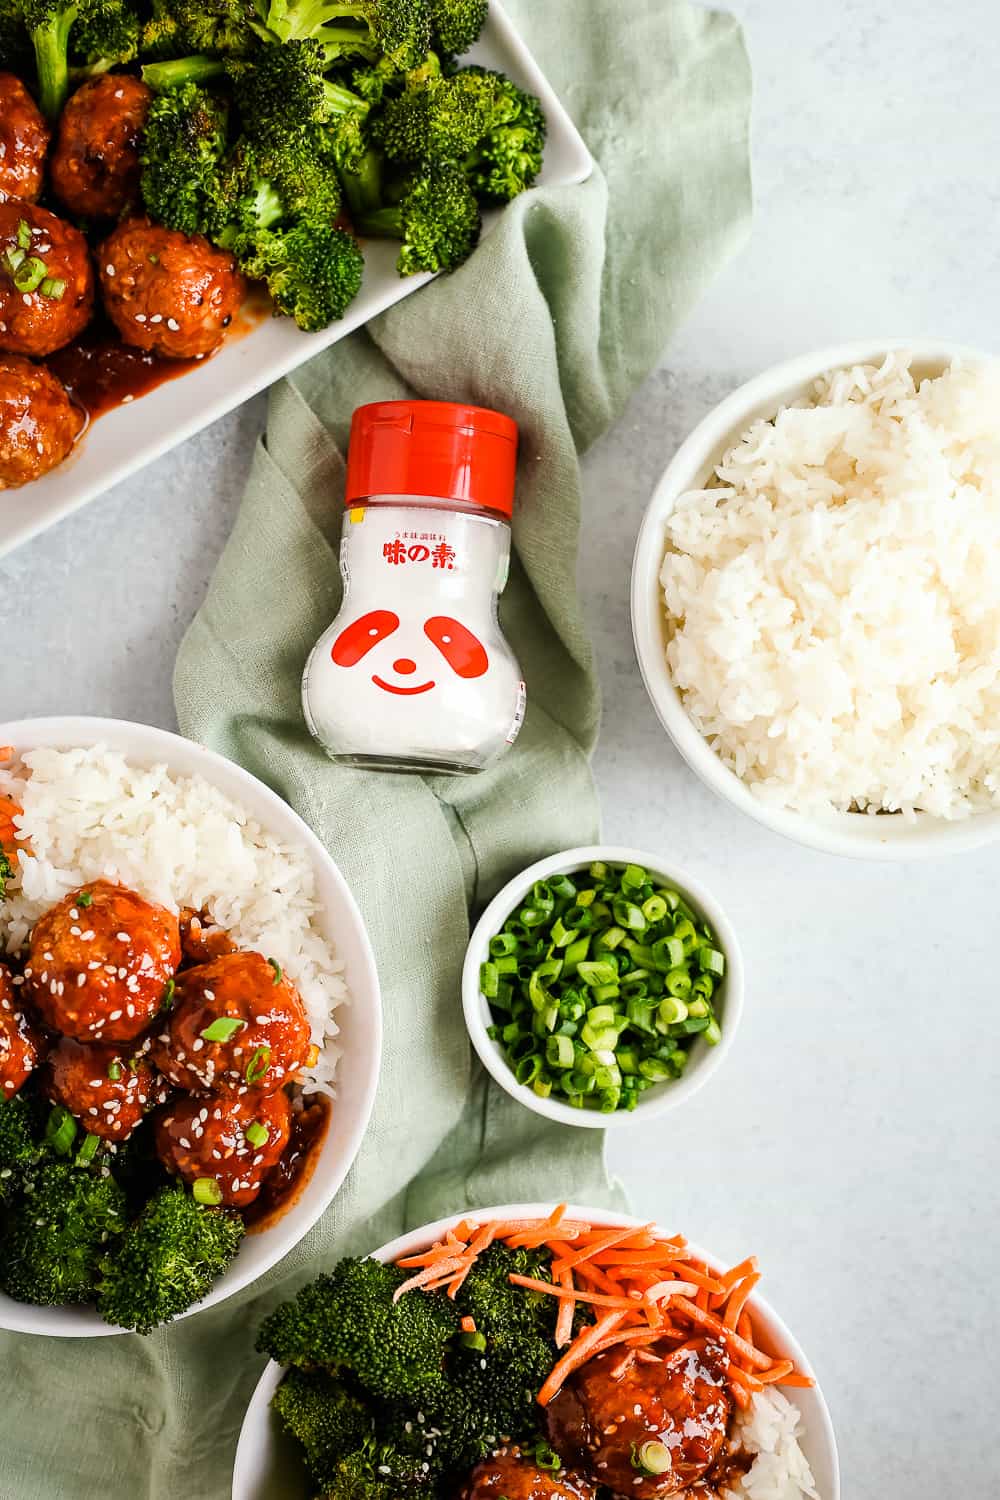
<box><xmin>226</xmin><ymin>38</ymin><xmax>370</xmax><ymax>167</ymax></box>
<box><xmin>96</xmin><ymin>1182</ymin><xmax>244</xmax><ymax>1334</ymax></box>
<box><xmin>141</xmin><ymin>0</ymin><xmax>258</xmax><ymax>59</ymax></box>
<box><xmin>237</xmin><ymin>221</ymin><xmax>363</xmax><ymax>329</ymax></box>
<box><xmin>357</xmin><ymin>161</ymin><xmax>480</xmax><ymax>275</ymax></box>
<box><xmin>253</xmin><ymin>0</ymin><xmax>431</xmax><ymax>75</ymax></box>
<box><xmin>0</xmin><ymin>1089</ymin><xmax>44</xmax><ymax>1202</ymax></box>
<box><xmin>271</xmin><ymin>1368</ymin><xmax>375</xmax><ymax>1485</ymax></box>
<box><xmin>257</xmin><ymin>1255</ymin><xmax>461</xmax><ymax>1394</ymax></box>
<box><xmin>0</xmin><ymin>1162</ymin><xmax>127</xmax><ymax>1306</ymax></box>
<box><xmin>139</xmin><ymin>80</ymin><xmax>229</xmax><ymax>234</ymax></box>
<box><xmin>426</xmin><ymin>0</ymin><xmax>485</xmax><ymax>56</ymax></box>
<box><xmin>12</xmin><ymin>0</ymin><xmax>139</xmax><ymax>118</ymax></box>
<box><xmin>374</xmin><ymin>66</ymin><xmax>498</xmax><ymax>162</ymax></box>
<box><xmin>463</xmin><ymin>65</ymin><xmax>545</xmax><ymax>201</ymax></box>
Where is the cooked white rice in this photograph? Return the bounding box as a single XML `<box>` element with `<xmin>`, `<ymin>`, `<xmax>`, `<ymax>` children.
<box><xmin>0</xmin><ymin>744</ymin><xmax>348</xmax><ymax>1094</ymax></box>
<box><xmin>725</xmin><ymin>1389</ymin><xmax>819</xmax><ymax>1499</ymax></box>
<box><xmin>661</xmin><ymin>353</ymin><xmax>1000</xmax><ymax>818</ymax></box>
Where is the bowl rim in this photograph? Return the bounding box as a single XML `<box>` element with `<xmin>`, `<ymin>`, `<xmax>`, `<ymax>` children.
<box><xmin>461</xmin><ymin>845</ymin><xmax>744</xmax><ymax>1129</ymax></box>
<box><xmin>233</xmin><ymin>1202</ymin><xmax>841</xmax><ymax>1500</ymax></box>
<box><xmin>630</xmin><ymin>337</ymin><xmax>1000</xmax><ymax>861</ymax></box>
<box><xmin>0</xmin><ymin>714</ymin><xmax>383</xmax><ymax>1337</ymax></box>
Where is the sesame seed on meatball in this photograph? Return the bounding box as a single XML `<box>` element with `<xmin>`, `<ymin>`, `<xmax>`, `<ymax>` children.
<box><xmin>26</xmin><ymin>880</ymin><xmax>181</xmax><ymax>1043</ymax></box>
<box><xmin>155</xmin><ymin>1087</ymin><xmax>291</xmax><ymax>1207</ymax></box>
<box><xmin>0</xmin><ymin>963</ymin><xmax>44</xmax><ymax>1099</ymax></box>
<box><xmin>98</xmin><ymin>218</ymin><xmax>244</xmax><ymax>360</ymax></box>
<box><xmin>0</xmin><ymin>200</ymin><xmax>95</xmax><ymax>358</ymax></box>
<box><xmin>0</xmin><ymin>354</ymin><xmax>83</xmax><ymax>490</ymax></box>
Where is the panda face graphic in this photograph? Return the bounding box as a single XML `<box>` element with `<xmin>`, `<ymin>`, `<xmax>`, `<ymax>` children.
<box><xmin>331</xmin><ymin>610</ymin><xmax>489</xmax><ymax>697</ymax></box>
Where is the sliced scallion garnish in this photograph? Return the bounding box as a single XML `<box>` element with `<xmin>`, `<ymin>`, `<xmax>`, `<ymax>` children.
<box><xmin>200</xmin><ymin>1016</ymin><xmax>245</xmax><ymax>1043</ymax></box>
<box><xmin>193</xmin><ymin>1177</ymin><xmax>222</xmax><ymax>1206</ymax></box>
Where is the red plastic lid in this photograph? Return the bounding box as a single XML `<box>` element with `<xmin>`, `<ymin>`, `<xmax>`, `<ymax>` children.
<box><xmin>345</xmin><ymin>400</ymin><xmax>519</xmax><ymax>518</ymax></box>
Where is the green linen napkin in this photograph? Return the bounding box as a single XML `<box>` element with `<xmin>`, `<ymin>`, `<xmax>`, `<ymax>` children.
<box><xmin>0</xmin><ymin>5</ymin><xmax>750</xmax><ymax>1496</ymax></box>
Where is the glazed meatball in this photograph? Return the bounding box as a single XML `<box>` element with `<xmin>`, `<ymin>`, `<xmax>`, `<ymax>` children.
<box><xmin>0</xmin><ymin>964</ymin><xmax>43</xmax><ymax>1098</ymax></box>
<box><xmin>0</xmin><ymin>200</ymin><xmax>95</xmax><ymax>357</ymax></box>
<box><xmin>0</xmin><ymin>354</ymin><xmax>83</xmax><ymax>489</ymax></box>
<box><xmin>155</xmin><ymin>1087</ymin><xmax>291</xmax><ymax>1207</ymax></box>
<box><xmin>98</xmin><ymin>218</ymin><xmax>244</xmax><ymax>359</ymax></box>
<box><xmin>461</xmin><ymin>1447</ymin><xmax>597</xmax><ymax>1500</ymax></box>
<box><xmin>152</xmin><ymin>951</ymin><xmax>310</xmax><ymax>1096</ymax></box>
<box><xmin>51</xmin><ymin>74</ymin><xmax>151</xmax><ymax>220</ymax></box>
<box><xmin>26</xmin><ymin>880</ymin><xmax>181</xmax><ymax>1043</ymax></box>
<box><xmin>46</xmin><ymin>1037</ymin><xmax>166</xmax><ymax>1140</ymax></box>
<box><xmin>0</xmin><ymin>73</ymin><xmax>50</xmax><ymax>202</ymax></box>
<box><xmin>546</xmin><ymin>1340</ymin><xmax>732</xmax><ymax>1497</ymax></box>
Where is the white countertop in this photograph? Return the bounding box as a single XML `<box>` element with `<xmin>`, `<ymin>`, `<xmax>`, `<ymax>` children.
<box><xmin>3</xmin><ymin>3</ymin><xmax>997</xmax><ymax>1494</ymax></box>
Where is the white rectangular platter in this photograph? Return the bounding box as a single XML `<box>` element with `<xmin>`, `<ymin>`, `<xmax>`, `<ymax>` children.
<box><xmin>0</xmin><ymin>1</ymin><xmax>592</xmax><ymax>558</ymax></box>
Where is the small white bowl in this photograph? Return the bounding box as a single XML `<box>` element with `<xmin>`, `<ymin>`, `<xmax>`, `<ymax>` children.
<box><xmin>0</xmin><ymin>716</ymin><xmax>382</xmax><ymax>1337</ymax></box>
<box><xmin>233</xmin><ymin>1204</ymin><xmax>840</xmax><ymax>1500</ymax></box>
<box><xmin>631</xmin><ymin>339</ymin><xmax>1000</xmax><ymax>860</ymax></box>
<box><xmin>461</xmin><ymin>846</ymin><xmax>743</xmax><ymax>1128</ymax></box>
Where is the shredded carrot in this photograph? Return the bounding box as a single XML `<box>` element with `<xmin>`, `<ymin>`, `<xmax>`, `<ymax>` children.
<box><xmin>537</xmin><ymin>1309</ymin><xmax>626</xmax><ymax>1406</ymax></box>
<box><xmin>0</xmin><ymin>794</ymin><xmax>22</xmax><ymax>866</ymax></box>
<box><xmin>777</xmin><ymin>1373</ymin><xmax>816</xmax><ymax>1388</ymax></box>
<box><xmin>554</xmin><ymin>1268</ymin><xmax>575</xmax><ymax>1350</ymax></box>
<box><xmin>724</xmin><ymin>1272</ymin><xmax>761</xmax><ymax>1330</ymax></box>
<box><xmin>390</xmin><ymin>1214</ymin><xmax>809</xmax><ymax>1408</ymax></box>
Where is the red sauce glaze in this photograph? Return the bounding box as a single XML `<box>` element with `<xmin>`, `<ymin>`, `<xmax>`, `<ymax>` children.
<box><xmin>48</xmin><ymin>324</ymin><xmax>200</xmax><ymax>422</ymax></box>
<box><xmin>243</xmin><ymin>1093</ymin><xmax>331</xmax><ymax>1233</ymax></box>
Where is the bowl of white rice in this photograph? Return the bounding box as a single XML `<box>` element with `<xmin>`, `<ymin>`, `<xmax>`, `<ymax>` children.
<box><xmin>631</xmin><ymin>341</ymin><xmax>1000</xmax><ymax>859</ymax></box>
<box><xmin>0</xmin><ymin>716</ymin><xmax>382</xmax><ymax>1336</ymax></box>
<box><xmin>233</xmin><ymin>1205</ymin><xmax>839</xmax><ymax>1500</ymax></box>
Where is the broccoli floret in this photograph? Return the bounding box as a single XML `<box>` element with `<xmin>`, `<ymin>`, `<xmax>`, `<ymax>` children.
<box><xmin>0</xmin><ymin>1162</ymin><xmax>127</xmax><ymax>1306</ymax></box>
<box><xmin>226</xmin><ymin>39</ymin><xmax>370</xmax><ymax>167</ymax></box>
<box><xmin>254</xmin><ymin>0</ymin><xmax>430</xmax><ymax>73</ymax></box>
<box><xmin>461</xmin><ymin>65</ymin><xmax>545</xmax><ymax>201</ymax></box>
<box><xmin>318</xmin><ymin>1439</ymin><xmax>428</xmax><ymax>1499</ymax></box>
<box><xmin>236</xmin><ymin>220</ymin><xmax>363</xmax><ymax>330</ymax></box>
<box><xmin>0</xmin><ymin>850</ymin><xmax>13</xmax><ymax>901</ymax></box>
<box><xmin>373</xmin><ymin>67</ymin><xmax>499</xmax><ymax>162</ymax></box>
<box><xmin>272</xmin><ymin>1368</ymin><xmax>374</xmax><ymax>1486</ymax></box>
<box><xmin>0</xmin><ymin>1090</ymin><xmax>45</xmax><ymax>1202</ymax></box>
<box><xmin>14</xmin><ymin>0</ymin><xmax>139</xmax><ymax>119</ymax></box>
<box><xmin>212</xmin><ymin>131</ymin><xmax>345</xmax><ymax>247</ymax></box>
<box><xmin>139</xmin><ymin>80</ymin><xmax>229</xmax><ymax>235</ymax></box>
<box><xmin>426</xmin><ymin>0</ymin><xmax>484</xmax><ymax>56</ymax></box>
<box><xmin>141</xmin><ymin>0</ymin><xmax>257</xmax><ymax>58</ymax></box>
<box><xmin>96</xmin><ymin>1182</ymin><xmax>244</xmax><ymax>1334</ymax></box>
<box><xmin>258</xmin><ymin>1256</ymin><xmax>462</xmax><ymax>1394</ymax></box>
<box><xmin>357</xmin><ymin>161</ymin><xmax>480</xmax><ymax>275</ymax></box>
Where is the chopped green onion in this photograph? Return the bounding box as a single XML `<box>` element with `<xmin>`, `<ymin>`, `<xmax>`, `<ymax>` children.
<box><xmin>633</xmin><ymin>1440</ymin><xmax>672</xmax><ymax>1476</ymax></box>
<box><xmin>160</xmin><ymin>978</ymin><xmax>175</xmax><ymax>1013</ymax></box>
<box><xmin>39</xmin><ymin>276</ymin><xmax>65</xmax><ymax>300</ymax></box>
<box><xmin>45</xmin><ymin>1106</ymin><xmax>77</xmax><ymax>1157</ymax></box>
<box><xmin>534</xmin><ymin>1442</ymin><xmax>561</xmax><ymax>1472</ymax></box>
<box><xmin>193</xmin><ymin>1177</ymin><xmax>223</xmax><ymax>1206</ymax></box>
<box><xmin>13</xmin><ymin>256</ymin><xmax>47</xmax><ymax>293</ymax></box>
<box><xmin>459</xmin><ymin>1330</ymin><xmax>487</xmax><ymax>1351</ymax></box>
<box><xmin>75</xmin><ymin>1132</ymin><xmax>100</xmax><ymax>1167</ymax></box>
<box><xmin>481</xmin><ymin>860</ymin><xmax>725</xmax><ymax>1112</ymax></box>
<box><xmin>16</xmin><ymin>218</ymin><xmax>31</xmax><ymax>249</ymax></box>
<box><xmin>107</xmin><ymin>1060</ymin><xmax>123</xmax><ymax>1082</ymax></box>
<box><xmin>245</xmin><ymin>1120</ymin><xmax>268</xmax><ymax>1148</ymax></box>
<box><xmin>77</xmin><ymin>890</ymin><xmax>93</xmax><ymax>907</ymax></box>
<box><xmin>704</xmin><ymin>1018</ymin><xmax>723</xmax><ymax>1046</ymax></box>
<box><xmin>267</xmin><ymin>957</ymin><xmax>282</xmax><ymax>984</ymax></box>
<box><xmin>546</xmin><ymin>1034</ymin><xmax>574</xmax><ymax>1069</ymax></box>
<box><xmin>200</xmin><ymin>1016</ymin><xmax>245</xmax><ymax>1043</ymax></box>
<box><xmin>3</xmin><ymin>247</ymin><xmax>25</xmax><ymax>274</ymax></box>
<box><xmin>245</xmin><ymin>1045</ymin><xmax>271</xmax><ymax>1085</ymax></box>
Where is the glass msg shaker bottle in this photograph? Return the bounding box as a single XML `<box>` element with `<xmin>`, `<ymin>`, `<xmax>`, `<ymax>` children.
<box><xmin>302</xmin><ymin>399</ymin><xmax>526</xmax><ymax>775</ymax></box>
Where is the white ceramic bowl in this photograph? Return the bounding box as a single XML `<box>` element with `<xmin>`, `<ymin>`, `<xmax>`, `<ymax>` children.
<box><xmin>631</xmin><ymin>339</ymin><xmax>1000</xmax><ymax>860</ymax></box>
<box><xmin>0</xmin><ymin>0</ymin><xmax>593</xmax><ymax>561</ymax></box>
<box><xmin>0</xmin><ymin>716</ymin><xmax>382</xmax><ymax>1337</ymax></box>
<box><xmin>461</xmin><ymin>846</ymin><xmax>743</xmax><ymax>1128</ymax></box>
<box><xmin>233</xmin><ymin>1203</ymin><xmax>840</xmax><ymax>1500</ymax></box>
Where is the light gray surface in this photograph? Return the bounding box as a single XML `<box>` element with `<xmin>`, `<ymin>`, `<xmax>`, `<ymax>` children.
<box><xmin>2</xmin><ymin>2</ymin><xmax>996</xmax><ymax>1494</ymax></box>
